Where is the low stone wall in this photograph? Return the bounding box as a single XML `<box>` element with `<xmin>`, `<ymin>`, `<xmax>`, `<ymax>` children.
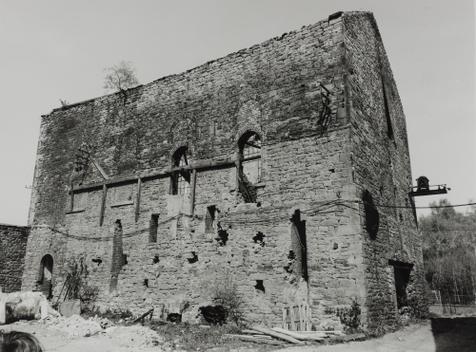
<box><xmin>0</xmin><ymin>224</ymin><xmax>30</xmax><ymax>292</ymax></box>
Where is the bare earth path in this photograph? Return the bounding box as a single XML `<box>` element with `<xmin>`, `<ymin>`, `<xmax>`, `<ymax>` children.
<box><xmin>2</xmin><ymin>318</ymin><xmax>475</xmax><ymax>351</ymax></box>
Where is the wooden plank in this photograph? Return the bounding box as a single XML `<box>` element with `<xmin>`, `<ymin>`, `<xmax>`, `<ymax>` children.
<box><xmin>251</xmin><ymin>325</ymin><xmax>304</xmax><ymax>345</ymax></box>
<box><xmin>135</xmin><ymin>178</ymin><xmax>142</xmax><ymax>222</ymax></box>
<box><xmin>282</xmin><ymin>307</ymin><xmax>286</xmax><ymax>329</ymax></box>
<box><xmin>290</xmin><ymin>306</ymin><xmax>296</xmax><ymax>331</ymax></box>
<box><xmin>223</xmin><ymin>334</ymin><xmax>283</xmax><ymax>345</ymax></box>
<box><xmin>271</xmin><ymin>327</ymin><xmax>326</xmax><ymax>341</ymax></box>
<box><xmin>91</xmin><ymin>158</ymin><xmax>109</xmax><ymax>180</ymax></box>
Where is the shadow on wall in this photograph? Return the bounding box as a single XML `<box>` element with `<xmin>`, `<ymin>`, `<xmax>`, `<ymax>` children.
<box><xmin>431</xmin><ymin>317</ymin><xmax>476</xmax><ymax>352</ymax></box>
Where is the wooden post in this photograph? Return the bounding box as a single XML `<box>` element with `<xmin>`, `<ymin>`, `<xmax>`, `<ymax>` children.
<box><xmin>69</xmin><ymin>183</ymin><xmax>74</xmax><ymax>212</ymax></box>
<box><xmin>99</xmin><ymin>184</ymin><xmax>107</xmax><ymax>226</ymax></box>
<box><xmin>135</xmin><ymin>178</ymin><xmax>142</xmax><ymax>222</ymax></box>
<box><xmin>190</xmin><ymin>169</ymin><xmax>197</xmax><ymax>216</ymax></box>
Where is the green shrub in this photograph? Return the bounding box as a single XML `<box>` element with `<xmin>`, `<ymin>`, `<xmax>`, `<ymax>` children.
<box><xmin>211</xmin><ymin>275</ymin><xmax>245</xmax><ymax>326</ymax></box>
<box><xmin>336</xmin><ymin>299</ymin><xmax>361</xmax><ymax>332</ymax></box>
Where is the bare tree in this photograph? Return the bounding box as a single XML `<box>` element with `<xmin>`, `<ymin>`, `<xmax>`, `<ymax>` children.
<box><xmin>103</xmin><ymin>61</ymin><xmax>139</xmax><ymax>92</ymax></box>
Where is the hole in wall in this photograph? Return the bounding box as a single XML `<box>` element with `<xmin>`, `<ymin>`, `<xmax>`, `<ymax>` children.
<box><xmin>92</xmin><ymin>257</ymin><xmax>103</xmax><ymax>266</ymax></box>
<box><xmin>166</xmin><ymin>313</ymin><xmax>182</xmax><ymax>323</ymax></box>
<box><xmin>329</xmin><ymin>168</ymin><xmax>335</xmax><ymax>173</ymax></box>
<box><xmin>153</xmin><ymin>255</ymin><xmax>160</xmax><ymax>264</ymax></box>
<box><xmin>252</xmin><ymin>231</ymin><xmax>265</xmax><ymax>247</ymax></box>
<box><xmin>143</xmin><ymin>278</ymin><xmax>149</xmax><ymax>287</ymax></box>
<box><xmin>122</xmin><ymin>254</ymin><xmax>128</xmax><ymax>265</ymax></box>
<box><xmin>333</xmin><ymin>242</ymin><xmax>338</xmax><ymax>250</ymax></box>
<box><xmin>255</xmin><ymin>280</ymin><xmax>265</xmax><ymax>293</ymax></box>
<box><xmin>283</xmin><ymin>250</ymin><xmax>295</xmax><ymax>273</ymax></box>
<box><xmin>215</xmin><ymin>228</ymin><xmax>229</xmax><ymax>246</ymax></box>
<box><xmin>187</xmin><ymin>252</ymin><xmax>198</xmax><ymax>264</ymax></box>
<box><xmin>199</xmin><ymin>306</ymin><xmax>226</xmax><ymax>325</ymax></box>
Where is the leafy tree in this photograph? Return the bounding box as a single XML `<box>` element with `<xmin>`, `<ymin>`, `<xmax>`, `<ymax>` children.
<box><xmin>421</xmin><ymin>199</ymin><xmax>476</xmax><ymax>304</ymax></box>
<box><xmin>103</xmin><ymin>61</ymin><xmax>139</xmax><ymax>92</ymax></box>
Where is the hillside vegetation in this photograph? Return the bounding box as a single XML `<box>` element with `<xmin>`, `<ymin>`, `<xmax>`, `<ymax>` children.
<box><xmin>420</xmin><ymin>200</ymin><xmax>476</xmax><ymax>304</ymax></box>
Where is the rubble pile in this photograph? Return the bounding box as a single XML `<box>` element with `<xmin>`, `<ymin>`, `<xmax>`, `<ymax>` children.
<box><xmin>44</xmin><ymin>314</ymin><xmax>102</xmax><ymax>337</ymax></box>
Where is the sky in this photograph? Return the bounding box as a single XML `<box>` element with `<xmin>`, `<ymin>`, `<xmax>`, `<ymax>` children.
<box><xmin>0</xmin><ymin>0</ymin><xmax>474</xmax><ymax>225</ymax></box>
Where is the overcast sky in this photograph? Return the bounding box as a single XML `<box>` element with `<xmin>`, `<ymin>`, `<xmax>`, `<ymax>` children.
<box><xmin>0</xmin><ymin>0</ymin><xmax>474</xmax><ymax>225</ymax></box>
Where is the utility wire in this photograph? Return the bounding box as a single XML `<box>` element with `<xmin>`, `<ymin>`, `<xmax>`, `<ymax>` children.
<box><xmin>29</xmin><ymin>199</ymin><xmax>475</xmax><ymax>241</ymax></box>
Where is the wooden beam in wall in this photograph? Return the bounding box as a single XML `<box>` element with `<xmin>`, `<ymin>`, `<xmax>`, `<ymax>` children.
<box><xmin>190</xmin><ymin>169</ymin><xmax>197</xmax><ymax>216</ymax></box>
<box><xmin>99</xmin><ymin>184</ymin><xmax>107</xmax><ymax>226</ymax></box>
<box><xmin>135</xmin><ymin>178</ymin><xmax>142</xmax><ymax>223</ymax></box>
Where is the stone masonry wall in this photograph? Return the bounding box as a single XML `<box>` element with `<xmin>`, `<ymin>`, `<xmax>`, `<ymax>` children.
<box><xmin>22</xmin><ymin>11</ymin><xmax>424</xmax><ymax>329</ymax></box>
<box><xmin>343</xmin><ymin>12</ymin><xmax>427</xmax><ymax>330</ymax></box>
<box><xmin>0</xmin><ymin>224</ymin><xmax>29</xmax><ymax>292</ymax></box>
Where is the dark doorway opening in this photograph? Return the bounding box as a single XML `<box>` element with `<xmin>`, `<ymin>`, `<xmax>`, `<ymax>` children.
<box><xmin>389</xmin><ymin>260</ymin><xmax>413</xmax><ymax>309</ymax></box>
<box><xmin>39</xmin><ymin>254</ymin><xmax>53</xmax><ymax>299</ymax></box>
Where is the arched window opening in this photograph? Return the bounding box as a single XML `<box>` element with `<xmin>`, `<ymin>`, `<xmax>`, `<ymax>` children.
<box><xmin>38</xmin><ymin>255</ymin><xmax>53</xmax><ymax>299</ymax></box>
<box><xmin>237</xmin><ymin>131</ymin><xmax>261</xmax><ymax>203</ymax></box>
<box><xmin>170</xmin><ymin>146</ymin><xmax>191</xmax><ymax>196</ymax></box>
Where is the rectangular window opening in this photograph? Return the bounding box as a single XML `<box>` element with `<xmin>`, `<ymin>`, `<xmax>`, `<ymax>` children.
<box><xmin>205</xmin><ymin>205</ymin><xmax>216</xmax><ymax>233</ymax></box>
<box><xmin>382</xmin><ymin>78</ymin><xmax>394</xmax><ymax>140</ymax></box>
<box><xmin>149</xmin><ymin>214</ymin><xmax>159</xmax><ymax>243</ymax></box>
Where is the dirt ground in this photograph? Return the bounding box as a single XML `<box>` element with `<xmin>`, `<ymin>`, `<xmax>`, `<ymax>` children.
<box><xmin>1</xmin><ymin>318</ymin><xmax>475</xmax><ymax>352</ymax></box>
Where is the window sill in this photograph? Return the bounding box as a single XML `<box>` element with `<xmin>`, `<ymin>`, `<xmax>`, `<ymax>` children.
<box><xmin>255</xmin><ymin>182</ymin><xmax>266</xmax><ymax>188</ymax></box>
<box><xmin>66</xmin><ymin>209</ymin><xmax>85</xmax><ymax>214</ymax></box>
<box><xmin>111</xmin><ymin>201</ymin><xmax>134</xmax><ymax>208</ymax></box>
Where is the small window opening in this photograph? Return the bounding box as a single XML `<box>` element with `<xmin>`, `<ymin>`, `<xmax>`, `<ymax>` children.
<box><xmin>255</xmin><ymin>280</ymin><xmax>265</xmax><ymax>293</ymax></box>
<box><xmin>149</xmin><ymin>214</ymin><xmax>159</xmax><ymax>243</ymax></box>
<box><xmin>205</xmin><ymin>205</ymin><xmax>216</xmax><ymax>233</ymax></box>
<box><xmin>237</xmin><ymin>131</ymin><xmax>261</xmax><ymax>203</ymax></box>
<box><xmin>170</xmin><ymin>146</ymin><xmax>191</xmax><ymax>196</ymax></box>
<box><xmin>153</xmin><ymin>255</ymin><xmax>160</xmax><ymax>264</ymax></box>
<box><xmin>143</xmin><ymin>278</ymin><xmax>149</xmax><ymax>288</ymax></box>
<box><xmin>382</xmin><ymin>78</ymin><xmax>394</xmax><ymax>140</ymax></box>
<box><xmin>363</xmin><ymin>190</ymin><xmax>379</xmax><ymax>240</ymax></box>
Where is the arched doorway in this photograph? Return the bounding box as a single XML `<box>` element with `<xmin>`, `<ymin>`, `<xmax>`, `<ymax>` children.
<box><xmin>39</xmin><ymin>255</ymin><xmax>53</xmax><ymax>299</ymax></box>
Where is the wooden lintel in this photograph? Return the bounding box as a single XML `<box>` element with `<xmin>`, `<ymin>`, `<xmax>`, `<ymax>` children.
<box><xmin>72</xmin><ymin>157</ymin><xmax>236</xmax><ymax>193</ymax></box>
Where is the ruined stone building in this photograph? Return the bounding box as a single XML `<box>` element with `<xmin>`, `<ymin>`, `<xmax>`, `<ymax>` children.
<box><xmin>21</xmin><ymin>11</ymin><xmax>427</xmax><ymax>330</ymax></box>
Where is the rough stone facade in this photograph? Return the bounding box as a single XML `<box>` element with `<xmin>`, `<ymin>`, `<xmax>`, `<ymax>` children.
<box><xmin>22</xmin><ymin>11</ymin><xmax>426</xmax><ymax>330</ymax></box>
<box><xmin>0</xmin><ymin>224</ymin><xmax>29</xmax><ymax>292</ymax></box>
